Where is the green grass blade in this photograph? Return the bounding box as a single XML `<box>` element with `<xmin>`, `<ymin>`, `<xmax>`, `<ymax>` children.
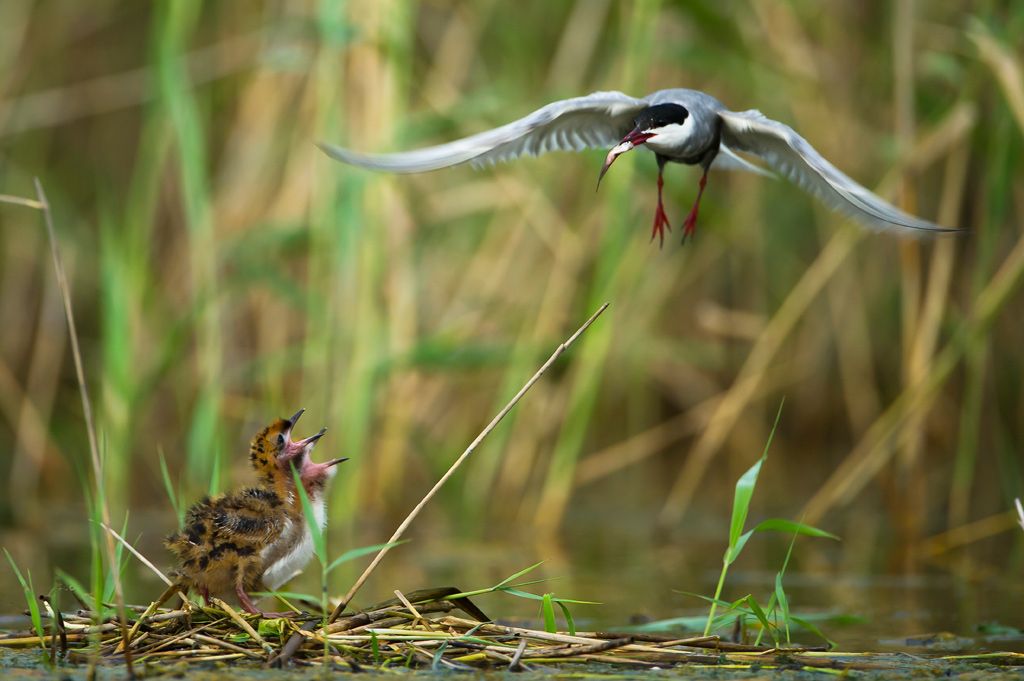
<box><xmin>708</xmin><ymin>401</ymin><xmax>784</xmax><ymax>635</ymax></box>
<box><xmin>370</xmin><ymin>630</ymin><xmax>381</xmax><ymax>664</ymax></box>
<box><xmin>252</xmin><ymin>591</ymin><xmax>315</xmax><ymax>602</ymax></box>
<box><xmin>88</xmin><ymin>502</ymin><xmax>106</xmax><ymax>620</ymax></box>
<box><xmin>708</xmin><ymin>599</ymin><xmax>758</xmax><ymax>633</ymax></box>
<box><xmin>157</xmin><ymin>447</ymin><xmax>182</xmax><ymax>527</ymax></box>
<box><xmin>778</xmin><ymin>516</ymin><xmax>803</xmax><ymax>577</ymax></box>
<box><xmin>430</xmin><ymin>639</ymin><xmax>450</xmax><ymax>671</ymax></box>
<box><xmin>495</xmin><ymin>561</ymin><xmax>546</xmax><ymax>588</ymax></box>
<box><xmin>102</xmin><ymin>516</ymin><xmax>132</xmax><ymax>604</ymax></box>
<box><xmin>745</xmin><ymin>595</ymin><xmax>778</xmax><ymax>647</ymax></box>
<box><xmin>789</xmin><ymin>615</ymin><xmax>838</xmax><ymax>650</ymax></box>
<box><xmin>291</xmin><ymin>464</ymin><xmax>325</xmax><ymax>562</ymax></box>
<box><xmin>680</xmin><ymin>590</ymin><xmax>753</xmax><ymax>612</ymax></box>
<box><xmin>448</xmin><ymin>576</ymin><xmax>565</xmax><ymax>600</ymax></box>
<box><xmin>555</xmin><ymin>600</ymin><xmax>577</xmax><ymax>636</ymax></box>
<box><xmin>55</xmin><ymin>569</ymin><xmax>95</xmax><ymax>612</ymax></box>
<box><xmin>4</xmin><ymin>550</ymin><xmax>46</xmax><ymax>657</ymax></box>
<box><xmin>446</xmin><ymin>562</ymin><xmax>555</xmax><ymax>599</ymax></box>
<box><xmin>506</xmin><ymin>577</ymin><xmax>562</xmax><ymax>589</ymax></box>
<box><xmin>675</xmin><ymin>590</ymin><xmax>732</xmax><ymax>606</ymax></box>
<box><xmin>727</xmin><ymin>528</ymin><xmax>756</xmax><ymax>565</ymax></box>
<box><xmin>627</xmin><ymin>615</ymin><xmax>708</xmax><ymax>631</ymax></box>
<box><xmin>729</xmin><ymin>456</ymin><xmax>764</xmax><ymax>550</ymax></box>
<box><xmin>728</xmin><ymin>402</ymin><xmax>783</xmax><ymax>551</ymax></box>
<box><xmin>541</xmin><ymin>593</ymin><xmax>557</xmax><ymax>633</ymax></box>
<box><xmin>775</xmin><ymin>573</ymin><xmax>791</xmax><ymax>644</ymax></box>
<box><xmin>748</xmin><ymin>518</ymin><xmax>839</xmax><ymax>539</ymax></box>
<box><xmin>325</xmin><ymin>541</ymin><xmax>407</xmax><ymax>574</ymax></box>
<box><xmin>753</xmin><ymin>591</ymin><xmax>778</xmax><ymax>648</ymax></box>
<box><xmin>500</xmin><ymin>588</ymin><xmax>599</xmax><ymax>605</ymax></box>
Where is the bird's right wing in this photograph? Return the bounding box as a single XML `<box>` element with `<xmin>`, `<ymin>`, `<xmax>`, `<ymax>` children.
<box><xmin>317</xmin><ymin>91</ymin><xmax>647</xmax><ymax>173</ymax></box>
<box><xmin>719</xmin><ymin>109</ymin><xmax>956</xmax><ymax>234</ymax></box>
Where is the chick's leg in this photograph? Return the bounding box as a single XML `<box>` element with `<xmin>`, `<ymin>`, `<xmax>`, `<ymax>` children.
<box><xmin>235</xmin><ymin>556</ymin><xmax>292</xmax><ymax>618</ymax></box>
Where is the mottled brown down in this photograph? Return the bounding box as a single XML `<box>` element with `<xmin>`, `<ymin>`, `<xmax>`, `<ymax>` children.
<box><xmin>163</xmin><ymin>411</ymin><xmax>343</xmax><ymax>616</ymax></box>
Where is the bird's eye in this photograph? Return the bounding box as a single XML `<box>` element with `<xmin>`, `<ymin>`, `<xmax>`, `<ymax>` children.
<box><xmin>277</xmin><ymin>434</ymin><xmax>285</xmax><ymax>446</ymax></box>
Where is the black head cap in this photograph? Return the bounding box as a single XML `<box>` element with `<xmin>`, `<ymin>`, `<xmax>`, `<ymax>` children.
<box><xmin>634</xmin><ymin>103</ymin><xmax>689</xmax><ymax>131</ymax></box>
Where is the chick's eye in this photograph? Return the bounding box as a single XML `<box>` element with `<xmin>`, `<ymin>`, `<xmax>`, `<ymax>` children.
<box><xmin>277</xmin><ymin>434</ymin><xmax>285</xmax><ymax>446</ymax></box>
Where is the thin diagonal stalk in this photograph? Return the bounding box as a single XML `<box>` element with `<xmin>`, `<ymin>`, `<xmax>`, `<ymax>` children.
<box><xmin>34</xmin><ymin>179</ymin><xmax>135</xmax><ymax>677</ymax></box>
<box><xmin>326</xmin><ymin>303</ymin><xmax>609</xmax><ymax>625</ymax></box>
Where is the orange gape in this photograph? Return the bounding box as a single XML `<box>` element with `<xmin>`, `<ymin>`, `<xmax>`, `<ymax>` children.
<box><xmin>163</xmin><ymin>410</ymin><xmax>346</xmax><ymax>617</ymax></box>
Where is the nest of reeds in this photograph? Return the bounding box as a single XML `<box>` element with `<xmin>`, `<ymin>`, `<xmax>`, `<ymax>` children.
<box><xmin>7</xmin><ymin>588</ymin><xmax>1022</xmax><ymax>674</ymax></box>
<box><xmin>5</xmin><ymin>588</ymin><xmax>759</xmax><ymax>670</ymax></box>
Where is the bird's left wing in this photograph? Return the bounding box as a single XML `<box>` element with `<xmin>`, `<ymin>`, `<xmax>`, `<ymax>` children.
<box><xmin>712</xmin><ymin>144</ymin><xmax>775</xmax><ymax>177</ymax></box>
<box><xmin>211</xmin><ymin>488</ymin><xmax>287</xmax><ymax>545</ymax></box>
<box><xmin>318</xmin><ymin>91</ymin><xmax>647</xmax><ymax>173</ymax></box>
<box><xmin>719</xmin><ymin>109</ymin><xmax>956</xmax><ymax>234</ymax></box>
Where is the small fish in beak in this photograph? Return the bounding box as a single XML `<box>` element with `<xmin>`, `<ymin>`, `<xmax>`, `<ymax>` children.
<box><xmin>597</xmin><ymin>130</ymin><xmax>654</xmax><ymax>190</ymax></box>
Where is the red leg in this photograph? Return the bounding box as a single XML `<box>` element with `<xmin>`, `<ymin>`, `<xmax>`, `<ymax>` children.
<box><xmin>681</xmin><ymin>172</ymin><xmax>708</xmax><ymax>244</ymax></box>
<box><xmin>235</xmin><ymin>584</ymin><xmax>293</xmax><ymax>618</ymax></box>
<box><xmin>651</xmin><ymin>169</ymin><xmax>672</xmax><ymax>248</ymax></box>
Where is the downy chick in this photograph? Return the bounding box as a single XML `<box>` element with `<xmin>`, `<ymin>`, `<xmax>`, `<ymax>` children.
<box><xmin>164</xmin><ymin>409</ymin><xmax>345</xmax><ymax>616</ymax></box>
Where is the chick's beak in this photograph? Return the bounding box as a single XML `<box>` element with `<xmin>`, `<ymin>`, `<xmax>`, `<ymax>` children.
<box><xmin>298</xmin><ymin>427</ymin><xmax>326</xmax><ymax>446</ymax></box>
<box><xmin>279</xmin><ymin>416</ymin><xmax>345</xmax><ymax>484</ymax></box>
<box><xmin>597</xmin><ymin>129</ymin><xmax>654</xmax><ymax>190</ymax></box>
<box><xmin>284</xmin><ymin>408</ymin><xmax>305</xmax><ymax>436</ymax></box>
<box><xmin>286</xmin><ymin>427</ymin><xmax>326</xmax><ymax>458</ymax></box>
<box><xmin>300</xmin><ymin>456</ymin><xmax>348</xmax><ymax>485</ymax></box>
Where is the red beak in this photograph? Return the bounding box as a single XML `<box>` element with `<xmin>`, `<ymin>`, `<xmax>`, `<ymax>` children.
<box><xmin>277</xmin><ymin>411</ymin><xmax>345</xmax><ymax>484</ymax></box>
<box><xmin>597</xmin><ymin>128</ymin><xmax>654</xmax><ymax>190</ymax></box>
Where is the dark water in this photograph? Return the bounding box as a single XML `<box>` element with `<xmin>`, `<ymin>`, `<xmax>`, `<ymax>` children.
<box><xmin>3</xmin><ymin>496</ymin><xmax>1023</xmax><ymax>664</ymax></box>
<box><xmin>4</xmin><ymin>647</ymin><xmax>1024</xmax><ymax>681</ymax></box>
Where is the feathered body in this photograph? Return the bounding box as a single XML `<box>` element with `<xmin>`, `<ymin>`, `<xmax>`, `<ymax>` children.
<box><xmin>164</xmin><ymin>410</ymin><xmax>345</xmax><ymax>616</ymax></box>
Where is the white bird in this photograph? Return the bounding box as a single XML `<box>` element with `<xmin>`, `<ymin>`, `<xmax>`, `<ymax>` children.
<box><xmin>318</xmin><ymin>89</ymin><xmax>955</xmax><ymax>246</ymax></box>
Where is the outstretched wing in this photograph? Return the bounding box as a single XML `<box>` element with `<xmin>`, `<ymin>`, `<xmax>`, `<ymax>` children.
<box><xmin>719</xmin><ymin>109</ymin><xmax>956</xmax><ymax>234</ymax></box>
<box><xmin>317</xmin><ymin>91</ymin><xmax>647</xmax><ymax>173</ymax></box>
<box><xmin>712</xmin><ymin>144</ymin><xmax>774</xmax><ymax>177</ymax></box>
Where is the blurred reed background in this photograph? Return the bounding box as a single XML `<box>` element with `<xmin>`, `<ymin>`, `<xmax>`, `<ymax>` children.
<box><xmin>1</xmin><ymin>0</ymin><xmax>1022</xmax><ymax>633</ymax></box>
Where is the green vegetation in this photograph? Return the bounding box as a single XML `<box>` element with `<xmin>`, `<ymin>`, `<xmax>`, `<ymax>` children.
<box><xmin>3</xmin><ymin>550</ymin><xmax>46</xmax><ymax>660</ymax></box>
<box><xmin>697</xmin><ymin>404</ymin><xmax>838</xmax><ymax>642</ymax></box>
<box><xmin>448</xmin><ymin>562</ymin><xmax>598</xmax><ymax>636</ymax></box>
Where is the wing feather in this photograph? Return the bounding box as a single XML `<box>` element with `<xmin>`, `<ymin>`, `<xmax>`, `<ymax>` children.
<box><xmin>719</xmin><ymin>110</ymin><xmax>955</xmax><ymax>234</ymax></box>
<box><xmin>318</xmin><ymin>91</ymin><xmax>646</xmax><ymax>173</ymax></box>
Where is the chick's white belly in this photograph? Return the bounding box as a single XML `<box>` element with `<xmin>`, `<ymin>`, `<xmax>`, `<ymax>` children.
<box><xmin>260</xmin><ymin>498</ymin><xmax>328</xmax><ymax>591</ymax></box>
<box><xmin>262</xmin><ymin>529</ymin><xmax>315</xmax><ymax>590</ymax></box>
